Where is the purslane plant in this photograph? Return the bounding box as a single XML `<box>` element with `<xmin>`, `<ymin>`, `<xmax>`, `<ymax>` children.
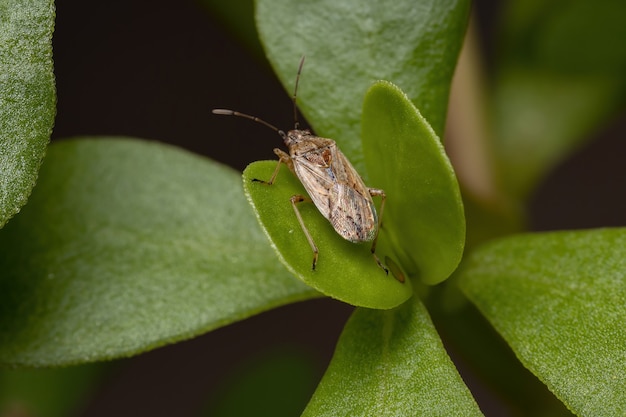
<box><xmin>1</xmin><ymin>0</ymin><xmax>624</xmax><ymax>415</ymax></box>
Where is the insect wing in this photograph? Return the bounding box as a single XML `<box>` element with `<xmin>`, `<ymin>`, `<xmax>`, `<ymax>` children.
<box><xmin>331</xmin><ymin>182</ymin><xmax>378</xmax><ymax>242</ymax></box>
<box><xmin>293</xmin><ymin>145</ymin><xmax>378</xmax><ymax>243</ymax></box>
<box><xmin>291</xmin><ymin>148</ymin><xmax>335</xmax><ymax>220</ymax></box>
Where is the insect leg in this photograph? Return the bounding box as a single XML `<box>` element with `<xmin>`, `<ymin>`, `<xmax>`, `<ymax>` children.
<box><xmin>290</xmin><ymin>194</ymin><xmax>319</xmax><ymax>271</ymax></box>
<box><xmin>385</xmin><ymin>255</ymin><xmax>406</xmax><ymax>283</ymax></box>
<box><xmin>368</xmin><ymin>188</ymin><xmax>388</xmax><ymax>274</ymax></box>
<box><xmin>252</xmin><ymin>149</ymin><xmax>293</xmax><ymax>185</ymax></box>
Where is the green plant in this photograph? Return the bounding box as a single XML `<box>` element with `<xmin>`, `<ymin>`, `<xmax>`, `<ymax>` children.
<box><xmin>1</xmin><ymin>0</ymin><xmax>625</xmax><ymax>415</ymax></box>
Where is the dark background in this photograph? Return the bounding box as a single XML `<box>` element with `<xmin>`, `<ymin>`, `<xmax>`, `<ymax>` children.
<box><xmin>48</xmin><ymin>0</ymin><xmax>625</xmax><ymax>415</ymax></box>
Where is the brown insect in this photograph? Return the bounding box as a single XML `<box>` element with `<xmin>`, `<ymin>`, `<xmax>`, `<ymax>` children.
<box><xmin>213</xmin><ymin>57</ymin><xmax>388</xmax><ymax>274</ymax></box>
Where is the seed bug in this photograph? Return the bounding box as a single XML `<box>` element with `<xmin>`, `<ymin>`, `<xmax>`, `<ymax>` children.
<box><xmin>213</xmin><ymin>57</ymin><xmax>388</xmax><ymax>274</ymax></box>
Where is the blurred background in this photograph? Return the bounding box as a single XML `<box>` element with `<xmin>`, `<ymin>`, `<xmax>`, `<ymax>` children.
<box><xmin>1</xmin><ymin>0</ymin><xmax>624</xmax><ymax>415</ymax></box>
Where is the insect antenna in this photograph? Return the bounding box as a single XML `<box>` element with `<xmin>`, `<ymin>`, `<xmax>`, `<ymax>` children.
<box><xmin>211</xmin><ymin>109</ymin><xmax>286</xmax><ymax>139</ymax></box>
<box><xmin>214</xmin><ymin>56</ymin><xmax>305</xmax><ymax>136</ymax></box>
<box><xmin>292</xmin><ymin>56</ymin><xmax>305</xmax><ymax>129</ymax></box>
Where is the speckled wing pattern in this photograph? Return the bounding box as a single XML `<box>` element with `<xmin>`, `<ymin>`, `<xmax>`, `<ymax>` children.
<box><xmin>291</xmin><ymin>139</ymin><xmax>378</xmax><ymax>243</ymax></box>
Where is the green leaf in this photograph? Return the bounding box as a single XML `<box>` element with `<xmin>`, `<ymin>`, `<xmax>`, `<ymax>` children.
<box><xmin>203</xmin><ymin>348</ymin><xmax>318</xmax><ymax>417</ymax></box>
<box><xmin>425</xmin><ymin>286</ymin><xmax>575</xmax><ymax>416</ymax></box>
<box><xmin>256</xmin><ymin>0</ymin><xmax>470</xmax><ymax>173</ymax></box>
<box><xmin>243</xmin><ymin>161</ymin><xmax>412</xmax><ymax>309</ymax></box>
<box><xmin>458</xmin><ymin>228</ymin><xmax>626</xmax><ymax>415</ymax></box>
<box><xmin>0</xmin><ymin>363</ymin><xmax>107</xmax><ymax>417</ymax></box>
<box><xmin>302</xmin><ymin>299</ymin><xmax>483</xmax><ymax>416</ymax></box>
<box><xmin>498</xmin><ymin>0</ymin><xmax>626</xmax><ymax>76</ymax></box>
<box><xmin>199</xmin><ymin>0</ymin><xmax>264</xmax><ymax>60</ymax></box>
<box><xmin>0</xmin><ymin>138</ymin><xmax>316</xmax><ymax>367</ymax></box>
<box><xmin>492</xmin><ymin>1</ymin><xmax>626</xmax><ymax>199</ymax></box>
<box><xmin>0</xmin><ymin>0</ymin><xmax>56</xmax><ymax>227</ymax></box>
<box><xmin>492</xmin><ymin>70</ymin><xmax>623</xmax><ymax>200</ymax></box>
<box><xmin>362</xmin><ymin>81</ymin><xmax>465</xmax><ymax>285</ymax></box>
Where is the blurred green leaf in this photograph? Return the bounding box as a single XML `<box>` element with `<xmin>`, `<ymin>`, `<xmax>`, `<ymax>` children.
<box><xmin>302</xmin><ymin>299</ymin><xmax>483</xmax><ymax>416</ymax></box>
<box><xmin>0</xmin><ymin>0</ymin><xmax>56</xmax><ymax>227</ymax></box>
<box><xmin>459</xmin><ymin>228</ymin><xmax>626</xmax><ymax>415</ymax></box>
<box><xmin>0</xmin><ymin>363</ymin><xmax>107</xmax><ymax>417</ymax></box>
<box><xmin>498</xmin><ymin>0</ymin><xmax>626</xmax><ymax>75</ymax></box>
<box><xmin>199</xmin><ymin>0</ymin><xmax>264</xmax><ymax>59</ymax></box>
<box><xmin>362</xmin><ymin>81</ymin><xmax>465</xmax><ymax>285</ymax></box>
<box><xmin>204</xmin><ymin>348</ymin><xmax>318</xmax><ymax>417</ymax></box>
<box><xmin>492</xmin><ymin>70</ymin><xmax>622</xmax><ymax>200</ymax></box>
<box><xmin>492</xmin><ymin>0</ymin><xmax>626</xmax><ymax>199</ymax></box>
<box><xmin>244</xmin><ymin>161</ymin><xmax>412</xmax><ymax>309</ymax></box>
<box><xmin>256</xmin><ymin>0</ymin><xmax>470</xmax><ymax>173</ymax></box>
<box><xmin>0</xmin><ymin>138</ymin><xmax>317</xmax><ymax>367</ymax></box>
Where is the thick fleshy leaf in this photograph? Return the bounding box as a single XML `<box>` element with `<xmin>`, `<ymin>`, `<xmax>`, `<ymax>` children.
<box><xmin>243</xmin><ymin>161</ymin><xmax>412</xmax><ymax>309</ymax></box>
<box><xmin>0</xmin><ymin>138</ymin><xmax>316</xmax><ymax>367</ymax></box>
<box><xmin>362</xmin><ymin>81</ymin><xmax>465</xmax><ymax>285</ymax></box>
<box><xmin>458</xmin><ymin>228</ymin><xmax>626</xmax><ymax>415</ymax></box>
<box><xmin>256</xmin><ymin>0</ymin><xmax>470</xmax><ymax>173</ymax></box>
<box><xmin>0</xmin><ymin>0</ymin><xmax>56</xmax><ymax>227</ymax></box>
<box><xmin>492</xmin><ymin>1</ymin><xmax>626</xmax><ymax>199</ymax></box>
<box><xmin>302</xmin><ymin>299</ymin><xmax>483</xmax><ymax>416</ymax></box>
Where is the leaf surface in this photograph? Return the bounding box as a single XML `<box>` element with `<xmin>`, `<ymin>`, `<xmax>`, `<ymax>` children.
<box><xmin>244</xmin><ymin>161</ymin><xmax>412</xmax><ymax>309</ymax></box>
<box><xmin>362</xmin><ymin>81</ymin><xmax>465</xmax><ymax>285</ymax></box>
<box><xmin>459</xmin><ymin>228</ymin><xmax>626</xmax><ymax>415</ymax></box>
<box><xmin>0</xmin><ymin>138</ymin><xmax>316</xmax><ymax>367</ymax></box>
<box><xmin>302</xmin><ymin>299</ymin><xmax>483</xmax><ymax>416</ymax></box>
<box><xmin>256</xmin><ymin>0</ymin><xmax>470</xmax><ymax>172</ymax></box>
<box><xmin>0</xmin><ymin>0</ymin><xmax>56</xmax><ymax>227</ymax></box>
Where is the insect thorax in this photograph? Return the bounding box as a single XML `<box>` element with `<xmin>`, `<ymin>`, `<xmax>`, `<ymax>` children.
<box><xmin>285</xmin><ymin>130</ymin><xmax>336</xmax><ymax>156</ymax></box>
